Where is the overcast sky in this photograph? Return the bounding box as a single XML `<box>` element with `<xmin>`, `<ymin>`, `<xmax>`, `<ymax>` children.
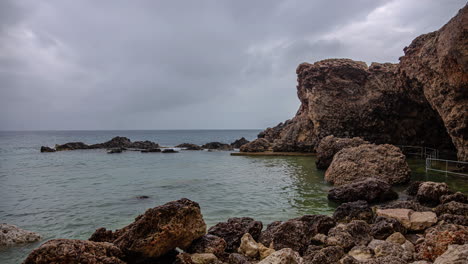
<box><xmin>0</xmin><ymin>0</ymin><xmax>465</xmax><ymax>130</ymax></box>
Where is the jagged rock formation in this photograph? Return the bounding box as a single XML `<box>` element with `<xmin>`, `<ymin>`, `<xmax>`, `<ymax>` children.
<box><xmin>257</xmin><ymin>6</ymin><xmax>468</xmax><ymax>160</ymax></box>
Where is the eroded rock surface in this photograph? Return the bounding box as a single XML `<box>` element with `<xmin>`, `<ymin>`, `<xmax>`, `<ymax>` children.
<box><xmin>0</xmin><ymin>224</ymin><xmax>41</xmax><ymax>247</ymax></box>
<box><xmin>328</xmin><ymin>178</ymin><xmax>398</xmax><ymax>203</ymax></box>
<box><xmin>316</xmin><ymin>136</ymin><xmax>369</xmax><ymax>169</ymax></box>
<box><xmin>208</xmin><ymin>217</ymin><xmax>262</xmax><ymax>252</ymax></box>
<box><xmin>231</xmin><ymin>138</ymin><xmax>250</xmax><ymax>149</ymax></box>
<box><xmin>239</xmin><ymin>139</ymin><xmax>271</xmax><ymax>152</ymax></box>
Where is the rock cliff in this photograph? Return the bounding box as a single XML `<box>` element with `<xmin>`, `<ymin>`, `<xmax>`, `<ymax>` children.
<box><xmin>258</xmin><ymin>5</ymin><xmax>467</xmax><ymax>160</ymax></box>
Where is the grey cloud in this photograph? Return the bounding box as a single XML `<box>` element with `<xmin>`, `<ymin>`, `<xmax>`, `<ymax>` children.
<box><xmin>0</xmin><ymin>0</ymin><xmax>466</xmax><ymax>130</ymax></box>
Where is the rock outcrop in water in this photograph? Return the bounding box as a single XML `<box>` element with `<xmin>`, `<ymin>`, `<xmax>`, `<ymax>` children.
<box><xmin>231</xmin><ymin>137</ymin><xmax>250</xmax><ymax>149</ymax></box>
<box><xmin>324</xmin><ymin>144</ymin><xmax>411</xmax><ymax>186</ymax></box>
<box><xmin>256</xmin><ymin>6</ymin><xmax>468</xmax><ymax>160</ymax></box>
<box><xmin>315</xmin><ymin>136</ymin><xmax>369</xmax><ymax>170</ymax></box>
<box><xmin>0</xmin><ymin>224</ymin><xmax>41</xmax><ymax>247</ymax></box>
<box><xmin>201</xmin><ymin>142</ymin><xmax>234</xmax><ymax>151</ymax></box>
<box><xmin>51</xmin><ymin>136</ymin><xmax>160</xmax><ymax>151</ymax></box>
<box><xmin>239</xmin><ymin>138</ymin><xmax>271</xmax><ymax>152</ymax></box>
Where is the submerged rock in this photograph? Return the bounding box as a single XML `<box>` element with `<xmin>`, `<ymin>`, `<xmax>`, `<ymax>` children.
<box><xmin>208</xmin><ymin>217</ymin><xmax>262</xmax><ymax>252</ymax></box>
<box><xmin>89</xmin><ymin>198</ymin><xmax>206</xmax><ymax>259</ymax></box>
<box><xmin>328</xmin><ymin>178</ymin><xmax>398</xmax><ymax>204</ymax></box>
<box><xmin>325</xmin><ymin>144</ymin><xmax>411</xmax><ymax>186</ymax></box>
<box><xmin>40</xmin><ymin>146</ymin><xmax>55</xmax><ymax>153</ymax></box>
<box><xmin>315</xmin><ymin>136</ymin><xmax>369</xmax><ymax>170</ymax></box>
<box><xmin>22</xmin><ymin>239</ymin><xmax>125</xmax><ymax>264</ymax></box>
<box><xmin>107</xmin><ymin>148</ymin><xmax>124</xmax><ymax>154</ymax></box>
<box><xmin>141</xmin><ymin>148</ymin><xmax>161</xmax><ymax>153</ymax></box>
<box><xmin>239</xmin><ymin>139</ymin><xmax>271</xmax><ymax>153</ymax></box>
<box><xmin>0</xmin><ymin>224</ymin><xmax>41</xmax><ymax>247</ymax></box>
<box><xmin>202</xmin><ymin>142</ymin><xmax>233</xmax><ymax>151</ymax></box>
<box><xmin>231</xmin><ymin>138</ymin><xmax>250</xmax><ymax>149</ymax></box>
<box><xmin>176</xmin><ymin>143</ymin><xmax>203</xmax><ymax>150</ymax></box>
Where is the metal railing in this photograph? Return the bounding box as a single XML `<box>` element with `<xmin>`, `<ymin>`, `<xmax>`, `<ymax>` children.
<box><xmin>425</xmin><ymin>158</ymin><xmax>468</xmax><ymax>177</ymax></box>
<box><xmin>397</xmin><ymin>145</ymin><xmax>439</xmax><ymax>159</ymax></box>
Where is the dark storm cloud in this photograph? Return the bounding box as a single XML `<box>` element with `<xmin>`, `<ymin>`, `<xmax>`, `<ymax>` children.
<box><xmin>0</xmin><ymin>0</ymin><xmax>466</xmax><ymax>130</ymax></box>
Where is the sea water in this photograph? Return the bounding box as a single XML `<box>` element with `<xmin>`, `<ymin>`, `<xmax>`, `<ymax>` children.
<box><xmin>1</xmin><ymin>130</ymin><xmax>467</xmax><ymax>263</ymax></box>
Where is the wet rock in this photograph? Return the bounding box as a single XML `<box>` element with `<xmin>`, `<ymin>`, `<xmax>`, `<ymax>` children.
<box><xmin>55</xmin><ymin>142</ymin><xmax>89</xmax><ymax>151</ymax></box>
<box><xmin>136</xmin><ymin>195</ymin><xmax>149</xmax><ymax>199</ymax></box>
<box><xmin>377</xmin><ymin>200</ymin><xmax>431</xmax><ymax>212</ymax></box>
<box><xmin>162</xmin><ymin>148</ymin><xmax>178</xmax><ymax>153</ymax></box>
<box><xmin>309</xmin><ymin>246</ymin><xmax>344</xmax><ymax>264</ymax></box>
<box><xmin>333</xmin><ymin>200</ymin><xmax>373</xmax><ymax>223</ymax></box>
<box><xmin>202</xmin><ymin>142</ymin><xmax>234</xmax><ymax>151</ymax></box>
<box><xmin>107</xmin><ymin>148</ymin><xmax>124</xmax><ymax>154</ymax></box>
<box><xmin>208</xmin><ymin>217</ymin><xmax>262</xmax><ymax>252</ymax></box>
<box><xmin>370</xmin><ymin>216</ymin><xmax>407</xmax><ymax>240</ymax></box>
<box><xmin>40</xmin><ymin>146</ymin><xmax>55</xmax><ymax>152</ymax></box>
<box><xmin>89</xmin><ymin>198</ymin><xmax>206</xmax><ymax>259</ymax></box>
<box><xmin>348</xmin><ymin>246</ymin><xmax>373</xmax><ymax>261</ymax></box>
<box><xmin>227</xmin><ymin>253</ymin><xmax>251</xmax><ymax>264</ymax></box>
<box><xmin>438</xmin><ymin>214</ymin><xmax>468</xmax><ymax>225</ymax></box>
<box><xmin>187</xmin><ymin>234</ymin><xmax>227</xmax><ymax>257</ymax></box>
<box><xmin>325</xmin><ymin>144</ymin><xmax>411</xmax><ymax>186</ymax></box>
<box><xmin>238</xmin><ymin>233</ymin><xmax>259</xmax><ymax>258</ymax></box>
<box><xmin>416</xmin><ymin>223</ymin><xmax>468</xmax><ymax>261</ymax></box>
<box><xmin>176</xmin><ymin>143</ymin><xmax>203</xmax><ymax>150</ymax></box>
<box><xmin>23</xmin><ymin>239</ymin><xmax>125</xmax><ymax>264</ymax></box>
<box><xmin>257</xmin><ymin>248</ymin><xmax>303</xmax><ymax>264</ymax></box>
<box><xmin>328</xmin><ymin>178</ymin><xmax>398</xmax><ymax>203</ymax></box>
<box><xmin>141</xmin><ymin>148</ymin><xmax>161</xmax><ymax>153</ymax></box>
<box><xmin>440</xmin><ymin>192</ymin><xmax>467</xmax><ymax>204</ymax></box>
<box><xmin>259</xmin><ymin>215</ymin><xmax>334</xmax><ymax>254</ymax></box>
<box><xmin>415</xmin><ymin>182</ymin><xmax>451</xmax><ymax>205</ymax></box>
<box><xmin>0</xmin><ymin>224</ymin><xmax>41</xmax><ymax>247</ymax></box>
<box><xmin>239</xmin><ymin>139</ymin><xmax>271</xmax><ymax>153</ymax></box>
<box><xmin>315</xmin><ymin>136</ymin><xmax>369</xmax><ymax>169</ymax></box>
<box><xmin>326</xmin><ymin>221</ymin><xmax>372</xmax><ymax>250</ymax></box>
<box><xmin>434</xmin><ymin>201</ymin><xmax>468</xmax><ymax>216</ymax></box>
<box><xmin>231</xmin><ymin>138</ymin><xmax>250</xmax><ymax>149</ymax></box>
<box><xmin>433</xmin><ymin>244</ymin><xmax>468</xmax><ymax>264</ymax></box>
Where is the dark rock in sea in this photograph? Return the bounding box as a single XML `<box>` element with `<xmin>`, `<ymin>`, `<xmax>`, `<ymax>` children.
<box><xmin>202</xmin><ymin>142</ymin><xmax>233</xmax><ymax>151</ymax></box>
<box><xmin>141</xmin><ymin>148</ymin><xmax>161</xmax><ymax>153</ymax></box>
<box><xmin>230</xmin><ymin>137</ymin><xmax>250</xmax><ymax>149</ymax></box>
<box><xmin>162</xmin><ymin>148</ymin><xmax>178</xmax><ymax>153</ymax></box>
<box><xmin>315</xmin><ymin>136</ymin><xmax>369</xmax><ymax>170</ymax></box>
<box><xmin>22</xmin><ymin>239</ymin><xmax>126</xmax><ymax>264</ymax></box>
<box><xmin>130</xmin><ymin>140</ymin><xmax>160</xmax><ymax>150</ymax></box>
<box><xmin>415</xmin><ymin>223</ymin><xmax>468</xmax><ymax>262</ymax></box>
<box><xmin>259</xmin><ymin>215</ymin><xmax>335</xmax><ymax>254</ymax></box>
<box><xmin>438</xmin><ymin>214</ymin><xmax>468</xmax><ymax>226</ymax></box>
<box><xmin>107</xmin><ymin>148</ymin><xmax>124</xmax><ymax>154</ymax></box>
<box><xmin>40</xmin><ymin>146</ymin><xmax>55</xmax><ymax>153</ymax></box>
<box><xmin>208</xmin><ymin>217</ymin><xmax>262</xmax><ymax>252</ymax></box>
<box><xmin>434</xmin><ymin>201</ymin><xmax>468</xmax><ymax>216</ymax></box>
<box><xmin>186</xmin><ymin>234</ymin><xmax>227</xmax><ymax>257</ymax></box>
<box><xmin>175</xmin><ymin>143</ymin><xmax>202</xmax><ymax>150</ymax></box>
<box><xmin>370</xmin><ymin>216</ymin><xmax>407</xmax><ymax>240</ymax></box>
<box><xmin>136</xmin><ymin>195</ymin><xmax>149</xmax><ymax>199</ymax></box>
<box><xmin>239</xmin><ymin>138</ymin><xmax>271</xmax><ymax>153</ymax></box>
<box><xmin>328</xmin><ymin>178</ymin><xmax>398</xmax><ymax>204</ymax></box>
<box><xmin>415</xmin><ymin>182</ymin><xmax>451</xmax><ymax>206</ymax></box>
<box><xmin>377</xmin><ymin>200</ymin><xmax>431</xmax><ymax>212</ymax></box>
<box><xmin>333</xmin><ymin>200</ymin><xmax>373</xmax><ymax>223</ymax></box>
<box><xmin>89</xmin><ymin>198</ymin><xmax>206</xmax><ymax>259</ymax></box>
<box><xmin>325</xmin><ymin>144</ymin><xmax>411</xmax><ymax>186</ymax></box>
<box><xmin>55</xmin><ymin>142</ymin><xmax>89</xmax><ymax>151</ymax></box>
<box><xmin>440</xmin><ymin>191</ymin><xmax>467</xmax><ymax>204</ymax></box>
<box><xmin>91</xmin><ymin>137</ymin><xmax>159</xmax><ymax>150</ymax></box>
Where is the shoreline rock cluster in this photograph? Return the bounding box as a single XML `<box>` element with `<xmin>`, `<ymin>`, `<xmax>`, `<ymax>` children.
<box><xmin>40</xmin><ymin>136</ymin><xmax>251</xmax><ymax>154</ymax></box>
<box><xmin>21</xmin><ymin>185</ymin><xmax>467</xmax><ymax>264</ymax></box>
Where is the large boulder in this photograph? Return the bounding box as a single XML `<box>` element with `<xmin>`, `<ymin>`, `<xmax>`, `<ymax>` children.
<box><xmin>202</xmin><ymin>142</ymin><xmax>234</xmax><ymax>151</ymax></box>
<box><xmin>22</xmin><ymin>239</ymin><xmax>125</xmax><ymax>264</ymax></box>
<box><xmin>259</xmin><ymin>215</ymin><xmax>335</xmax><ymax>254</ymax></box>
<box><xmin>415</xmin><ymin>182</ymin><xmax>451</xmax><ymax>205</ymax></box>
<box><xmin>208</xmin><ymin>217</ymin><xmax>262</xmax><ymax>252</ymax></box>
<box><xmin>328</xmin><ymin>178</ymin><xmax>398</xmax><ymax>203</ymax></box>
<box><xmin>416</xmin><ymin>223</ymin><xmax>468</xmax><ymax>261</ymax></box>
<box><xmin>325</xmin><ymin>144</ymin><xmax>411</xmax><ymax>186</ymax></box>
<box><xmin>231</xmin><ymin>138</ymin><xmax>250</xmax><ymax>149</ymax></box>
<box><xmin>0</xmin><ymin>224</ymin><xmax>41</xmax><ymax>247</ymax></box>
<box><xmin>325</xmin><ymin>221</ymin><xmax>372</xmax><ymax>251</ymax></box>
<box><xmin>239</xmin><ymin>139</ymin><xmax>271</xmax><ymax>153</ymax></box>
<box><xmin>440</xmin><ymin>192</ymin><xmax>467</xmax><ymax>204</ymax></box>
<box><xmin>376</xmin><ymin>209</ymin><xmax>437</xmax><ymax>231</ymax></box>
<box><xmin>89</xmin><ymin>198</ymin><xmax>206</xmax><ymax>259</ymax></box>
<box><xmin>315</xmin><ymin>136</ymin><xmax>369</xmax><ymax>169</ymax></box>
<box><xmin>434</xmin><ymin>201</ymin><xmax>468</xmax><ymax>216</ymax></box>
<box><xmin>333</xmin><ymin>200</ymin><xmax>373</xmax><ymax>223</ymax></box>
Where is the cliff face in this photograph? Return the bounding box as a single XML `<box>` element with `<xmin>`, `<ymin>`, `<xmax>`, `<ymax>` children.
<box><xmin>259</xmin><ymin>5</ymin><xmax>467</xmax><ymax>160</ymax></box>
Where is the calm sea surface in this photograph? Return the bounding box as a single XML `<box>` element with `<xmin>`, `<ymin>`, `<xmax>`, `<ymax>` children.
<box><xmin>1</xmin><ymin>130</ymin><xmax>467</xmax><ymax>263</ymax></box>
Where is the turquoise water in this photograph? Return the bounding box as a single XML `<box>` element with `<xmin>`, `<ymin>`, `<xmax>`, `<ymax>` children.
<box><xmin>0</xmin><ymin>130</ymin><xmax>466</xmax><ymax>263</ymax></box>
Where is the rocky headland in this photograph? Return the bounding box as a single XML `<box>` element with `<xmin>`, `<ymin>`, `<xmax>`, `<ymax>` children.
<box><xmin>251</xmin><ymin>5</ymin><xmax>467</xmax><ymax>162</ymax></box>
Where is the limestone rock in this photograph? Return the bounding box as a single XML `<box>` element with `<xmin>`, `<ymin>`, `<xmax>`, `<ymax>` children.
<box><xmin>227</xmin><ymin>253</ymin><xmax>251</xmax><ymax>264</ymax></box>
<box><xmin>325</xmin><ymin>144</ymin><xmax>411</xmax><ymax>186</ymax></box>
<box><xmin>376</xmin><ymin>209</ymin><xmax>437</xmax><ymax>231</ymax></box>
<box><xmin>377</xmin><ymin>200</ymin><xmax>431</xmax><ymax>212</ymax></box>
<box><xmin>208</xmin><ymin>217</ymin><xmax>262</xmax><ymax>252</ymax></box>
<box><xmin>22</xmin><ymin>239</ymin><xmax>125</xmax><ymax>264</ymax></box>
<box><xmin>239</xmin><ymin>139</ymin><xmax>271</xmax><ymax>153</ymax></box>
<box><xmin>89</xmin><ymin>198</ymin><xmax>206</xmax><ymax>259</ymax></box>
<box><xmin>238</xmin><ymin>233</ymin><xmax>259</xmax><ymax>258</ymax></box>
<box><xmin>326</xmin><ymin>221</ymin><xmax>372</xmax><ymax>251</ymax></box>
<box><xmin>309</xmin><ymin>246</ymin><xmax>345</xmax><ymax>264</ymax></box>
<box><xmin>370</xmin><ymin>216</ymin><xmax>407</xmax><ymax>240</ymax></box>
<box><xmin>0</xmin><ymin>224</ymin><xmax>41</xmax><ymax>247</ymax></box>
<box><xmin>315</xmin><ymin>136</ymin><xmax>369</xmax><ymax>169</ymax></box>
<box><xmin>333</xmin><ymin>200</ymin><xmax>373</xmax><ymax>223</ymax></box>
<box><xmin>438</xmin><ymin>214</ymin><xmax>468</xmax><ymax>225</ymax></box>
<box><xmin>348</xmin><ymin>246</ymin><xmax>373</xmax><ymax>261</ymax></box>
<box><xmin>416</xmin><ymin>223</ymin><xmax>468</xmax><ymax>261</ymax></box>
<box><xmin>433</xmin><ymin>244</ymin><xmax>468</xmax><ymax>264</ymax></box>
<box><xmin>435</xmin><ymin>201</ymin><xmax>468</xmax><ymax>216</ymax></box>
<box><xmin>368</xmin><ymin>239</ymin><xmax>413</xmax><ymax>262</ymax></box>
<box><xmin>440</xmin><ymin>192</ymin><xmax>467</xmax><ymax>204</ymax></box>
<box><xmin>187</xmin><ymin>234</ymin><xmax>227</xmax><ymax>257</ymax></box>
<box><xmin>386</xmin><ymin>232</ymin><xmax>407</xmax><ymax>245</ymax></box>
<box><xmin>257</xmin><ymin>248</ymin><xmax>303</xmax><ymax>264</ymax></box>
<box><xmin>416</xmin><ymin>182</ymin><xmax>451</xmax><ymax>205</ymax></box>
<box><xmin>328</xmin><ymin>178</ymin><xmax>398</xmax><ymax>203</ymax></box>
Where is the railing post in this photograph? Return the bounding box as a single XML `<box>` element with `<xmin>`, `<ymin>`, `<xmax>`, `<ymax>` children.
<box><xmin>446</xmin><ymin>160</ymin><xmax>448</xmax><ymax>176</ymax></box>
